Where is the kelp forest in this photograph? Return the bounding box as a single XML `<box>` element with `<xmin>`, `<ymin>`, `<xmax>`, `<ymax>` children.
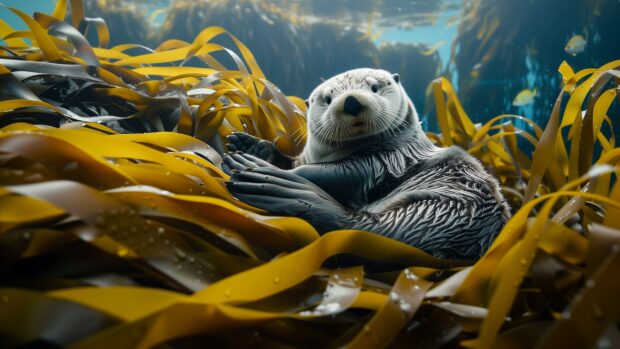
<box><xmin>0</xmin><ymin>0</ymin><xmax>619</xmax><ymax>348</ymax></box>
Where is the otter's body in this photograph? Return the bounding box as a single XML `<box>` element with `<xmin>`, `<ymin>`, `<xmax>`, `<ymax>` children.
<box><xmin>224</xmin><ymin>68</ymin><xmax>510</xmax><ymax>260</ymax></box>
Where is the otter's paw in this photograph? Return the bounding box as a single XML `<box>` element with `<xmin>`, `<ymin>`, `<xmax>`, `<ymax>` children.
<box><xmin>226</xmin><ymin>132</ymin><xmax>278</xmax><ymax>162</ymax></box>
<box><xmin>226</xmin><ymin>167</ymin><xmax>347</xmax><ymax>227</ymax></box>
<box><xmin>222</xmin><ymin>152</ymin><xmax>277</xmax><ymax>175</ymax></box>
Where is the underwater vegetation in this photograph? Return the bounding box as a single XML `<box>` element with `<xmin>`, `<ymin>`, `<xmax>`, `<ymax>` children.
<box><xmin>451</xmin><ymin>0</ymin><xmax>620</xmax><ymax>124</ymax></box>
<box><xmin>83</xmin><ymin>0</ymin><xmax>444</xmax><ymax>116</ymax></box>
<box><xmin>80</xmin><ymin>0</ymin><xmax>151</xmax><ymax>47</ymax></box>
<box><xmin>1</xmin><ymin>1</ymin><xmax>620</xmax><ymax>348</ymax></box>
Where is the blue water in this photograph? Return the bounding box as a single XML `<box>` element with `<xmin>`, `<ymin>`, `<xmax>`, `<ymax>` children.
<box><xmin>376</xmin><ymin>9</ymin><xmax>459</xmax><ymax>71</ymax></box>
<box><xmin>0</xmin><ymin>1</ymin><xmax>54</xmax><ymax>31</ymax></box>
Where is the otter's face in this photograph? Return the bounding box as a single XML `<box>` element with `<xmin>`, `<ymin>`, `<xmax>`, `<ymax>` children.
<box><xmin>306</xmin><ymin>68</ymin><xmax>409</xmax><ymax>144</ymax></box>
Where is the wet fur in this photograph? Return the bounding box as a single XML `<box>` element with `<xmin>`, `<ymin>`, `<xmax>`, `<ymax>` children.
<box><xmin>224</xmin><ymin>69</ymin><xmax>510</xmax><ymax>261</ymax></box>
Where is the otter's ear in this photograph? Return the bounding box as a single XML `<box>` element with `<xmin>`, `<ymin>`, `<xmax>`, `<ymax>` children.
<box><xmin>392</xmin><ymin>73</ymin><xmax>400</xmax><ymax>84</ymax></box>
<box><xmin>304</xmin><ymin>99</ymin><xmax>309</xmax><ymax>107</ymax></box>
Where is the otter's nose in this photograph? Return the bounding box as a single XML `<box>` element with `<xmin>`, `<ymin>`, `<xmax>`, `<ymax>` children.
<box><xmin>343</xmin><ymin>96</ymin><xmax>364</xmax><ymax>116</ymax></box>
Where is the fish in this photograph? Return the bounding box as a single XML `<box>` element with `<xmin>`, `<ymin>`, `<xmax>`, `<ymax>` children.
<box><xmin>470</xmin><ymin>62</ymin><xmax>483</xmax><ymax>78</ymax></box>
<box><xmin>564</xmin><ymin>35</ymin><xmax>586</xmax><ymax>56</ymax></box>
<box><xmin>512</xmin><ymin>88</ymin><xmax>537</xmax><ymax>106</ymax></box>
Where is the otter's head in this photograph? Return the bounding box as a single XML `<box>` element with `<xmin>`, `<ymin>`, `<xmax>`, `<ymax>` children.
<box><xmin>306</xmin><ymin>68</ymin><xmax>419</xmax><ymax>146</ymax></box>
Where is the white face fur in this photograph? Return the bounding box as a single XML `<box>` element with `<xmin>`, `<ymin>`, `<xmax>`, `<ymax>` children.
<box><xmin>306</xmin><ymin>68</ymin><xmax>411</xmax><ymax>146</ymax></box>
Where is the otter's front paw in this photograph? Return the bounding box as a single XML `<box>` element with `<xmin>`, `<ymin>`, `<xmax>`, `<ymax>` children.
<box><xmin>222</xmin><ymin>152</ymin><xmax>277</xmax><ymax>175</ymax></box>
<box><xmin>226</xmin><ymin>132</ymin><xmax>278</xmax><ymax>163</ymax></box>
<box><xmin>225</xmin><ymin>167</ymin><xmax>347</xmax><ymax>232</ymax></box>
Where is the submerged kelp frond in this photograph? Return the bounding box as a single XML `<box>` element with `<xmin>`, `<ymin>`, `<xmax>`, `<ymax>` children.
<box><xmin>158</xmin><ymin>0</ymin><xmax>442</xmax><ymax>109</ymax></box>
<box><xmin>450</xmin><ymin>0</ymin><xmax>620</xmax><ymax>124</ymax></box>
<box><xmin>0</xmin><ymin>1</ymin><xmax>307</xmax><ymax>155</ymax></box>
<box><xmin>1</xmin><ymin>1</ymin><xmax>620</xmax><ymax>348</ymax></box>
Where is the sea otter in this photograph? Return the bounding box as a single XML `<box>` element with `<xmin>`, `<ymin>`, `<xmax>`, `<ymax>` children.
<box><xmin>222</xmin><ymin>68</ymin><xmax>510</xmax><ymax>261</ymax></box>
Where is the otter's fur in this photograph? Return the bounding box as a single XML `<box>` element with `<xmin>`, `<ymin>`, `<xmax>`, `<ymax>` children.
<box><xmin>223</xmin><ymin>68</ymin><xmax>510</xmax><ymax>261</ymax></box>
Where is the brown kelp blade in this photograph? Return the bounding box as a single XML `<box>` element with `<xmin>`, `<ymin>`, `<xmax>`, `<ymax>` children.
<box><xmin>1</xmin><ymin>1</ymin><xmax>620</xmax><ymax>348</ymax></box>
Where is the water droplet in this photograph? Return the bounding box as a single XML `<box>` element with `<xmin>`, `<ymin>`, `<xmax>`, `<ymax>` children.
<box><xmin>166</xmin><ymin>171</ymin><xmax>171</xmax><ymax>176</ymax></box>
<box><xmin>520</xmin><ymin>258</ymin><xmax>527</xmax><ymax>265</ymax></box>
<box><xmin>157</xmin><ymin>227</ymin><xmax>165</xmax><ymax>234</ymax></box>
<box><xmin>225</xmin><ymin>289</ymin><xmax>232</xmax><ymax>298</ymax></box>
<box><xmin>164</xmin><ymin>240</ymin><xmax>170</xmax><ymax>245</ymax></box>
<box><xmin>147</xmin><ymin>237</ymin><xmax>154</xmax><ymax>244</ymax></box>
<box><xmin>110</xmin><ymin>224</ymin><xmax>118</xmax><ymax>231</ymax></box>
<box><xmin>175</xmin><ymin>248</ymin><xmax>187</xmax><ymax>260</ymax></box>
<box><xmin>363</xmin><ymin>325</ymin><xmax>371</xmax><ymax>334</ymax></box>
<box><xmin>273</xmin><ymin>276</ymin><xmax>281</xmax><ymax>284</ymax></box>
<box><xmin>176</xmin><ymin>263</ymin><xmax>183</xmax><ymax>270</ymax></box>
<box><xmin>118</xmin><ymin>248</ymin><xmax>129</xmax><ymax>257</ymax></box>
<box><xmin>404</xmin><ymin>269</ymin><xmax>418</xmax><ymax>281</ymax></box>
<box><xmin>399</xmin><ymin>300</ymin><xmax>412</xmax><ymax>312</ymax></box>
<box><xmin>585</xmin><ymin>279</ymin><xmax>595</xmax><ymax>288</ymax></box>
<box><xmin>413</xmin><ymin>285</ymin><xmax>421</xmax><ymax>291</ymax></box>
<box><xmin>188</xmin><ymin>256</ymin><xmax>195</xmax><ymax>263</ymax></box>
<box><xmin>22</xmin><ymin>231</ymin><xmax>31</xmax><ymax>239</ymax></box>
<box><xmin>389</xmin><ymin>292</ymin><xmax>400</xmax><ymax>303</ymax></box>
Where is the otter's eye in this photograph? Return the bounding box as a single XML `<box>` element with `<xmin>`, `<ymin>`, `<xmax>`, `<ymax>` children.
<box><xmin>371</xmin><ymin>84</ymin><xmax>379</xmax><ymax>93</ymax></box>
<box><xmin>325</xmin><ymin>96</ymin><xmax>332</xmax><ymax>105</ymax></box>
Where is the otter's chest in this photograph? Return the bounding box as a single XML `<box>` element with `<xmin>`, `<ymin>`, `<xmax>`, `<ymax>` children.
<box><xmin>302</xmin><ymin>153</ymin><xmax>423</xmax><ymax>209</ymax></box>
